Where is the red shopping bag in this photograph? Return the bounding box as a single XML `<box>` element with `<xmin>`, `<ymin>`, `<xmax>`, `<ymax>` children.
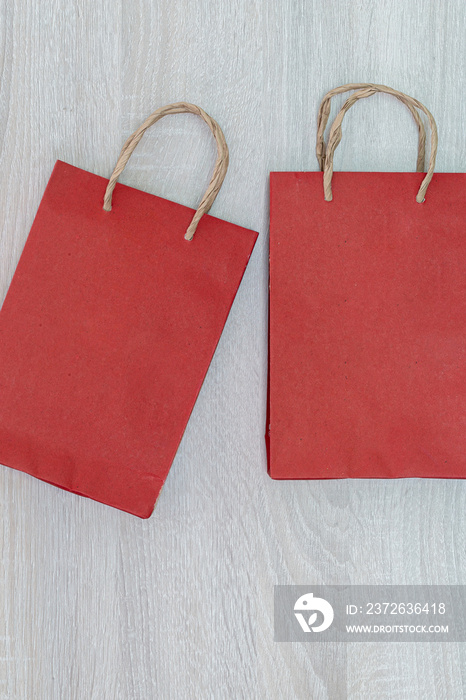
<box><xmin>268</xmin><ymin>85</ymin><xmax>465</xmax><ymax>480</ymax></box>
<box><xmin>0</xmin><ymin>103</ymin><xmax>257</xmax><ymax>517</ymax></box>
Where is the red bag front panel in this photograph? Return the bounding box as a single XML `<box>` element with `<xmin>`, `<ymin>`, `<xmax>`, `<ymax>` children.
<box><xmin>268</xmin><ymin>171</ymin><xmax>466</xmax><ymax>479</ymax></box>
<box><xmin>0</xmin><ymin>161</ymin><xmax>257</xmax><ymax>517</ymax></box>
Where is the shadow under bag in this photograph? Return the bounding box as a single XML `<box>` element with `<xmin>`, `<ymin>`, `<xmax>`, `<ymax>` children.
<box><xmin>267</xmin><ymin>84</ymin><xmax>465</xmax><ymax>479</ymax></box>
<box><xmin>0</xmin><ymin>103</ymin><xmax>257</xmax><ymax>517</ymax></box>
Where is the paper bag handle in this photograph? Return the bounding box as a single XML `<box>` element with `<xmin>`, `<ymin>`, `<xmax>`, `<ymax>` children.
<box><xmin>321</xmin><ymin>85</ymin><xmax>438</xmax><ymax>203</ymax></box>
<box><xmin>316</xmin><ymin>83</ymin><xmax>427</xmax><ymax>173</ymax></box>
<box><xmin>103</xmin><ymin>102</ymin><xmax>229</xmax><ymax>240</ymax></box>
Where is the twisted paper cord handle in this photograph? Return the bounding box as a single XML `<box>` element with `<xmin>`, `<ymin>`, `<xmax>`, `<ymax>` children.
<box><xmin>103</xmin><ymin>102</ymin><xmax>229</xmax><ymax>240</ymax></box>
<box><xmin>321</xmin><ymin>84</ymin><xmax>438</xmax><ymax>203</ymax></box>
<box><xmin>316</xmin><ymin>83</ymin><xmax>427</xmax><ymax>173</ymax></box>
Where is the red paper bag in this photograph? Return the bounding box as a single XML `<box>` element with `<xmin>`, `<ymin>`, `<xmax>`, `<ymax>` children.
<box><xmin>267</xmin><ymin>85</ymin><xmax>465</xmax><ymax>480</ymax></box>
<box><xmin>0</xmin><ymin>103</ymin><xmax>257</xmax><ymax>517</ymax></box>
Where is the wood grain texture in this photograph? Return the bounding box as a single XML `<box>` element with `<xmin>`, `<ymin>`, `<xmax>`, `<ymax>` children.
<box><xmin>0</xmin><ymin>0</ymin><xmax>465</xmax><ymax>698</ymax></box>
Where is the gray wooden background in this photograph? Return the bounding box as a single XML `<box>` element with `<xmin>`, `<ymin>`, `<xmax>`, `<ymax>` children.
<box><xmin>0</xmin><ymin>1</ymin><xmax>465</xmax><ymax>698</ymax></box>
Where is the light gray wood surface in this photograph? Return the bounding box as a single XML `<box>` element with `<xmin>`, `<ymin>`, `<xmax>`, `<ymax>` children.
<box><xmin>0</xmin><ymin>1</ymin><xmax>465</xmax><ymax>698</ymax></box>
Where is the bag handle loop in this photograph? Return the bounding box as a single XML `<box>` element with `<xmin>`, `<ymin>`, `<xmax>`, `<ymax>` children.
<box><xmin>316</xmin><ymin>83</ymin><xmax>427</xmax><ymax>173</ymax></box>
<box><xmin>321</xmin><ymin>85</ymin><xmax>438</xmax><ymax>203</ymax></box>
<box><xmin>103</xmin><ymin>102</ymin><xmax>229</xmax><ymax>240</ymax></box>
